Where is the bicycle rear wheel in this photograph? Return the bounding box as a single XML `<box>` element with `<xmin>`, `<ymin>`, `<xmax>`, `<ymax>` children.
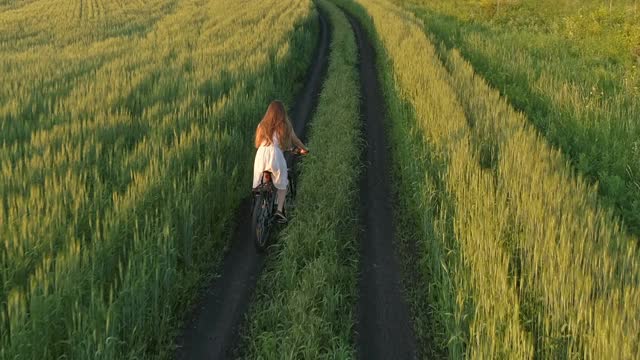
<box><xmin>252</xmin><ymin>192</ymin><xmax>272</xmax><ymax>251</ymax></box>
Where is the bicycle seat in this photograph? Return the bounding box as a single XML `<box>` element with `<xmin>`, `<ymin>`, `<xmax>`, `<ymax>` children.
<box><xmin>262</xmin><ymin>171</ymin><xmax>272</xmax><ymax>184</ymax></box>
<box><xmin>252</xmin><ymin>171</ymin><xmax>274</xmax><ymax>192</ymax></box>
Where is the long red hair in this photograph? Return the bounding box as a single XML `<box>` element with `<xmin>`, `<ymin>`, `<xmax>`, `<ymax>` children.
<box><xmin>255</xmin><ymin>100</ymin><xmax>292</xmax><ymax>149</ymax></box>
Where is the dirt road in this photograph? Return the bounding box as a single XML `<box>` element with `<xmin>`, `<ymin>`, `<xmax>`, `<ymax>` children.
<box><xmin>175</xmin><ymin>10</ymin><xmax>330</xmax><ymax>360</ymax></box>
<box><xmin>347</xmin><ymin>11</ymin><xmax>418</xmax><ymax>360</ymax></box>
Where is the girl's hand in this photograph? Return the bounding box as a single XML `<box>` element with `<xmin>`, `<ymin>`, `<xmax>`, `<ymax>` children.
<box><xmin>299</xmin><ymin>148</ymin><xmax>309</xmax><ymax>155</ymax></box>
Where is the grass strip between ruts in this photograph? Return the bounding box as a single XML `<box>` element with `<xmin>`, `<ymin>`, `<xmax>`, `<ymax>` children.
<box><xmin>241</xmin><ymin>0</ymin><xmax>361</xmax><ymax>358</ymax></box>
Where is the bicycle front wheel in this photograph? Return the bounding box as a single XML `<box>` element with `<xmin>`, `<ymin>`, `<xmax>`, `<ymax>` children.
<box><xmin>285</xmin><ymin>175</ymin><xmax>296</xmax><ymax>216</ymax></box>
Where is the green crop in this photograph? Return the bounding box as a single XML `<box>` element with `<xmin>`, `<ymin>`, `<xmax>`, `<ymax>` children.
<box><xmin>0</xmin><ymin>0</ymin><xmax>316</xmax><ymax>358</ymax></box>
<box><xmin>405</xmin><ymin>0</ymin><xmax>640</xmax><ymax>235</ymax></box>
<box><xmin>341</xmin><ymin>0</ymin><xmax>640</xmax><ymax>358</ymax></box>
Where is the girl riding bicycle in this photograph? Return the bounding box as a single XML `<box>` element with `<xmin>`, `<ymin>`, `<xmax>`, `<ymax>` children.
<box><xmin>253</xmin><ymin>100</ymin><xmax>308</xmax><ymax>223</ymax></box>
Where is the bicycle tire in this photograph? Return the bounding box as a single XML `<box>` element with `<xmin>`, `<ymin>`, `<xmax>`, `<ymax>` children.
<box><xmin>252</xmin><ymin>191</ymin><xmax>272</xmax><ymax>251</ymax></box>
<box><xmin>285</xmin><ymin>172</ymin><xmax>296</xmax><ymax>216</ymax></box>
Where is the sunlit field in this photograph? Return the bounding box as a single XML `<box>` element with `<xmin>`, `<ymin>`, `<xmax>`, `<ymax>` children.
<box><xmin>405</xmin><ymin>0</ymin><xmax>640</xmax><ymax>234</ymax></box>
<box><xmin>0</xmin><ymin>0</ymin><xmax>316</xmax><ymax>357</ymax></box>
<box><xmin>2</xmin><ymin>0</ymin><xmax>638</xmax><ymax>358</ymax></box>
<box><xmin>339</xmin><ymin>0</ymin><xmax>640</xmax><ymax>357</ymax></box>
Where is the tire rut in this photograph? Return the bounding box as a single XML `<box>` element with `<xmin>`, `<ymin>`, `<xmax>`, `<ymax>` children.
<box><xmin>346</xmin><ymin>11</ymin><xmax>419</xmax><ymax>360</ymax></box>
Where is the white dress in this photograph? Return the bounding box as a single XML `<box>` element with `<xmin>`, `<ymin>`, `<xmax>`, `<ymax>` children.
<box><xmin>253</xmin><ymin>134</ymin><xmax>288</xmax><ymax>190</ymax></box>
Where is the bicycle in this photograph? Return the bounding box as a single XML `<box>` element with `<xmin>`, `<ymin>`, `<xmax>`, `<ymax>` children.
<box><xmin>251</xmin><ymin>148</ymin><xmax>306</xmax><ymax>251</ymax></box>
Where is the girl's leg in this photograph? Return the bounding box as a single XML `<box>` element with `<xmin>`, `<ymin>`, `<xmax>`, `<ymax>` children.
<box><xmin>276</xmin><ymin>188</ymin><xmax>287</xmax><ymax>212</ymax></box>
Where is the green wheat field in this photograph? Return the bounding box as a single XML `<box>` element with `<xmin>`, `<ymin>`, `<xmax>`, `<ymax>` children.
<box><xmin>1</xmin><ymin>0</ymin><xmax>638</xmax><ymax>358</ymax></box>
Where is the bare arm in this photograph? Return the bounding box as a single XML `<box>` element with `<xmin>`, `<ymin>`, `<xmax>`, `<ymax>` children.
<box><xmin>291</xmin><ymin>130</ymin><xmax>307</xmax><ymax>151</ymax></box>
<box><xmin>287</xmin><ymin>117</ymin><xmax>308</xmax><ymax>152</ymax></box>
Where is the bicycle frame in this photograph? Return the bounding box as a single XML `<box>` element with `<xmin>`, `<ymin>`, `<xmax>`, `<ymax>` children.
<box><xmin>251</xmin><ymin>148</ymin><xmax>305</xmax><ymax>251</ymax></box>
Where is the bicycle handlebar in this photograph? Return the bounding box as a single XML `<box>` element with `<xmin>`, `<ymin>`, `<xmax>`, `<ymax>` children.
<box><xmin>286</xmin><ymin>147</ymin><xmax>309</xmax><ymax>156</ymax></box>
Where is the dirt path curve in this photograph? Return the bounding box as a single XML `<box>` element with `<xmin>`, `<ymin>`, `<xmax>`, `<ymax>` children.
<box><xmin>175</xmin><ymin>9</ymin><xmax>330</xmax><ymax>360</ymax></box>
<box><xmin>346</xmin><ymin>12</ymin><xmax>418</xmax><ymax>360</ymax></box>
